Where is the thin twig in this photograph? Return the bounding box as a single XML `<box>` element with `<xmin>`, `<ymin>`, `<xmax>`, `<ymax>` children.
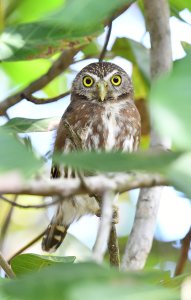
<box><xmin>175</xmin><ymin>227</ymin><xmax>191</xmax><ymax>276</ymax></box>
<box><xmin>0</xmin><ymin>195</ymin><xmax>18</xmax><ymax>249</ymax></box>
<box><xmin>0</xmin><ymin>194</ymin><xmax>60</xmax><ymax>209</ymax></box>
<box><xmin>8</xmin><ymin>229</ymin><xmax>46</xmax><ymax>263</ymax></box>
<box><xmin>93</xmin><ymin>190</ymin><xmax>114</xmax><ymax>263</ymax></box>
<box><xmin>108</xmin><ymin>224</ymin><xmax>120</xmax><ymax>268</ymax></box>
<box><xmin>99</xmin><ymin>21</ymin><xmax>112</xmax><ymax>62</ymax></box>
<box><xmin>23</xmin><ymin>91</ymin><xmax>70</xmax><ymax>105</ymax></box>
<box><xmin>0</xmin><ymin>251</ymin><xmax>15</xmax><ymax>278</ymax></box>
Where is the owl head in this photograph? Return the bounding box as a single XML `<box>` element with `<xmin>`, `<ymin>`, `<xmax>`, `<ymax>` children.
<box><xmin>71</xmin><ymin>62</ymin><xmax>133</xmax><ymax>103</ymax></box>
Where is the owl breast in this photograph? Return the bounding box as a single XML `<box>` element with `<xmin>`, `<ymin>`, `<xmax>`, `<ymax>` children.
<box><xmin>82</xmin><ymin>100</ymin><xmax>140</xmax><ymax>152</ymax></box>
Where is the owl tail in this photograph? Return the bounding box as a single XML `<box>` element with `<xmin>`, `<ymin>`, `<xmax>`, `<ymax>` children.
<box><xmin>42</xmin><ymin>204</ymin><xmax>69</xmax><ymax>253</ymax></box>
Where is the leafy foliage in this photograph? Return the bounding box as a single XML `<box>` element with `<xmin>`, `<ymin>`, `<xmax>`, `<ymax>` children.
<box><xmin>10</xmin><ymin>253</ymin><xmax>75</xmax><ymax>276</ymax></box>
<box><xmin>0</xmin><ymin>1</ymin><xmax>191</xmax><ymax>300</ymax></box>
<box><xmin>1</xmin><ymin>262</ymin><xmax>179</xmax><ymax>300</ymax></box>
<box><xmin>0</xmin><ymin>0</ymin><xmax>134</xmax><ymax>60</ymax></box>
<box><xmin>150</xmin><ymin>56</ymin><xmax>191</xmax><ymax>151</ymax></box>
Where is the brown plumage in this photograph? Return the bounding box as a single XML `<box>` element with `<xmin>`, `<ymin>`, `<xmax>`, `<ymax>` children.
<box><xmin>42</xmin><ymin>62</ymin><xmax>141</xmax><ymax>252</ymax></box>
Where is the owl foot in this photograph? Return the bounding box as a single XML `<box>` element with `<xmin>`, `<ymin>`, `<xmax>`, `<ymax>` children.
<box><xmin>95</xmin><ymin>205</ymin><xmax>119</xmax><ymax>224</ymax></box>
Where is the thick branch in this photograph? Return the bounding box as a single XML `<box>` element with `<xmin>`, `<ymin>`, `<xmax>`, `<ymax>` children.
<box><xmin>0</xmin><ymin>173</ymin><xmax>168</xmax><ymax>199</ymax></box>
<box><xmin>122</xmin><ymin>0</ymin><xmax>172</xmax><ymax>271</ymax></box>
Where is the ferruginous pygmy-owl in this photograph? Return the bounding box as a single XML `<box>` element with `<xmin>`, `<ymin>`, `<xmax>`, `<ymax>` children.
<box><xmin>42</xmin><ymin>62</ymin><xmax>141</xmax><ymax>252</ymax></box>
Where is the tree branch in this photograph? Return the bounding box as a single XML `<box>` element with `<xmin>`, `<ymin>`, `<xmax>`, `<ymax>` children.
<box><xmin>0</xmin><ymin>194</ymin><xmax>60</xmax><ymax>209</ymax></box>
<box><xmin>0</xmin><ymin>195</ymin><xmax>18</xmax><ymax>250</ymax></box>
<box><xmin>99</xmin><ymin>21</ymin><xmax>112</xmax><ymax>62</ymax></box>
<box><xmin>0</xmin><ymin>251</ymin><xmax>15</xmax><ymax>278</ymax></box>
<box><xmin>23</xmin><ymin>91</ymin><xmax>70</xmax><ymax>105</ymax></box>
<box><xmin>108</xmin><ymin>224</ymin><xmax>120</xmax><ymax>268</ymax></box>
<box><xmin>175</xmin><ymin>227</ymin><xmax>191</xmax><ymax>276</ymax></box>
<box><xmin>122</xmin><ymin>0</ymin><xmax>172</xmax><ymax>271</ymax></box>
<box><xmin>0</xmin><ymin>173</ymin><xmax>168</xmax><ymax>199</ymax></box>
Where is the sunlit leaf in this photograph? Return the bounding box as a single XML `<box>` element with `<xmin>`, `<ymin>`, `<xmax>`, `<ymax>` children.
<box><xmin>11</xmin><ymin>253</ymin><xmax>75</xmax><ymax>276</ymax></box>
<box><xmin>6</xmin><ymin>0</ymin><xmax>65</xmax><ymax>24</ymax></box>
<box><xmin>0</xmin><ymin>0</ymin><xmax>134</xmax><ymax>61</ymax></box>
<box><xmin>1</xmin><ymin>59</ymin><xmax>51</xmax><ymax>88</ymax></box>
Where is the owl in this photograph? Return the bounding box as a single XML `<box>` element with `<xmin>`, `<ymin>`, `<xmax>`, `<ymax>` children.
<box><xmin>42</xmin><ymin>62</ymin><xmax>141</xmax><ymax>252</ymax></box>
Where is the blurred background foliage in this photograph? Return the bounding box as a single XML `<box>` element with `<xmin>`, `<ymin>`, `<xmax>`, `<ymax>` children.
<box><xmin>0</xmin><ymin>0</ymin><xmax>191</xmax><ymax>299</ymax></box>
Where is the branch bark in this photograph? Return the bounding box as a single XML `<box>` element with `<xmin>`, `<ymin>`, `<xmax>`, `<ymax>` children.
<box><xmin>122</xmin><ymin>0</ymin><xmax>172</xmax><ymax>270</ymax></box>
<box><xmin>0</xmin><ymin>173</ymin><xmax>167</xmax><ymax>199</ymax></box>
<box><xmin>0</xmin><ymin>252</ymin><xmax>15</xmax><ymax>278</ymax></box>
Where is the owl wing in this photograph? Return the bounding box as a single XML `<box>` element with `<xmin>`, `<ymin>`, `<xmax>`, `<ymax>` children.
<box><xmin>42</xmin><ymin>102</ymin><xmax>92</xmax><ymax>252</ymax></box>
<box><xmin>51</xmin><ymin>100</ymin><xmax>92</xmax><ymax>179</ymax></box>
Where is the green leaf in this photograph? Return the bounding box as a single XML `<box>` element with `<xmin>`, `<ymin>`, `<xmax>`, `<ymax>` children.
<box><xmin>2</xmin><ymin>117</ymin><xmax>59</xmax><ymax>133</ymax></box>
<box><xmin>167</xmin><ymin>152</ymin><xmax>191</xmax><ymax>198</ymax></box>
<box><xmin>1</xmin><ymin>59</ymin><xmax>51</xmax><ymax>88</ymax></box>
<box><xmin>2</xmin><ymin>262</ymin><xmax>179</xmax><ymax>300</ymax></box>
<box><xmin>169</xmin><ymin>0</ymin><xmax>191</xmax><ymax>12</ymax></box>
<box><xmin>112</xmin><ymin>37</ymin><xmax>150</xmax><ymax>84</ymax></box>
<box><xmin>10</xmin><ymin>253</ymin><xmax>75</xmax><ymax>276</ymax></box>
<box><xmin>55</xmin><ymin>151</ymin><xmax>181</xmax><ymax>173</ymax></box>
<box><xmin>82</xmin><ymin>41</ymin><xmax>100</xmax><ymax>57</ymax></box>
<box><xmin>181</xmin><ymin>41</ymin><xmax>191</xmax><ymax>56</ymax></box>
<box><xmin>6</xmin><ymin>0</ymin><xmax>65</xmax><ymax>24</ymax></box>
<box><xmin>0</xmin><ymin>128</ymin><xmax>42</xmax><ymax>175</ymax></box>
<box><xmin>150</xmin><ymin>56</ymin><xmax>191</xmax><ymax>150</ymax></box>
<box><xmin>0</xmin><ymin>0</ymin><xmax>134</xmax><ymax>61</ymax></box>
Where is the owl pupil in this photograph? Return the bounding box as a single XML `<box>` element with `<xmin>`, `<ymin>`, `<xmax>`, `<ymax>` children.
<box><xmin>86</xmin><ymin>78</ymin><xmax>91</xmax><ymax>84</ymax></box>
<box><xmin>113</xmin><ymin>77</ymin><xmax>119</xmax><ymax>83</ymax></box>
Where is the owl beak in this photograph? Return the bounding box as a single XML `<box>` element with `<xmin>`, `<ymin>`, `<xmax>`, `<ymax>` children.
<box><xmin>97</xmin><ymin>81</ymin><xmax>108</xmax><ymax>101</ymax></box>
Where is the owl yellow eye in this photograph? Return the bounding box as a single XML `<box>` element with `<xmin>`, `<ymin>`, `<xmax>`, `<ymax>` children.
<box><xmin>83</xmin><ymin>76</ymin><xmax>94</xmax><ymax>87</ymax></box>
<box><xmin>111</xmin><ymin>75</ymin><xmax>122</xmax><ymax>86</ymax></box>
